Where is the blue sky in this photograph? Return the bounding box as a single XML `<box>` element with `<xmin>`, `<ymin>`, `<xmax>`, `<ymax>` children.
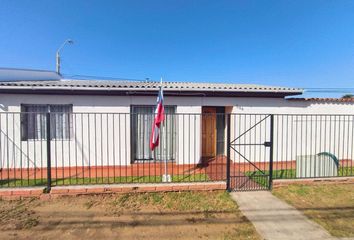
<box><xmin>0</xmin><ymin>0</ymin><xmax>354</xmax><ymax>96</ymax></box>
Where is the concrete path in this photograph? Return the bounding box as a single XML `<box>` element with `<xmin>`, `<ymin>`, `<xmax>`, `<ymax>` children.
<box><xmin>231</xmin><ymin>191</ymin><xmax>338</xmax><ymax>240</ymax></box>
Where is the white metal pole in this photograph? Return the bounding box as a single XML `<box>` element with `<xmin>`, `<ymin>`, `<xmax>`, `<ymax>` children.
<box><xmin>55</xmin><ymin>39</ymin><xmax>73</xmax><ymax>75</ymax></box>
<box><xmin>161</xmin><ymin>77</ymin><xmax>169</xmax><ymax>182</ymax></box>
<box><xmin>56</xmin><ymin>52</ymin><xmax>60</xmax><ymax>75</ymax></box>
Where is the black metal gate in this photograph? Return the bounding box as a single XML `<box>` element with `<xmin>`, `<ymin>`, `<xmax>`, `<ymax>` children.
<box><xmin>227</xmin><ymin>114</ymin><xmax>274</xmax><ymax>191</ymax></box>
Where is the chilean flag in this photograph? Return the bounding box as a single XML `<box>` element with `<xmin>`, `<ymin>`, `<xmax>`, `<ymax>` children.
<box><xmin>150</xmin><ymin>86</ymin><xmax>165</xmax><ymax>151</ymax></box>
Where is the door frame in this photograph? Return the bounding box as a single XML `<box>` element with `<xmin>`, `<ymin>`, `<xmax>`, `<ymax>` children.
<box><xmin>201</xmin><ymin>106</ymin><xmax>227</xmax><ymax>158</ymax></box>
<box><xmin>202</xmin><ymin>107</ymin><xmax>217</xmax><ymax>158</ymax></box>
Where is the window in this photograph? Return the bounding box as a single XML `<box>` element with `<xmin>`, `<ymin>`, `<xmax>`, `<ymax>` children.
<box><xmin>216</xmin><ymin>107</ymin><xmax>225</xmax><ymax>155</ymax></box>
<box><xmin>132</xmin><ymin>106</ymin><xmax>176</xmax><ymax>161</ymax></box>
<box><xmin>21</xmin><ymin>104</ymin><xmax>73</xmax><ymax>140</ymax></box>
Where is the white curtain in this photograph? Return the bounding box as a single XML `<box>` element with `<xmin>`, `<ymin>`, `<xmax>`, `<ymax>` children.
<box><xmin>21</xmin><ymin>105</ymin><xmax>72</xmax><ymax>140</ymax></box>
<box><xmin>132</xmin><ymin>106</ymin><xmax>176</xmax><ymax>161</ymax></box>
<box><xmin>22</xmin><ymin>105</ymin><xmax>47</xmax><ymax>140</ymax></box>
<box><xmin>50</xmin><ymin>105</ymin><xmax>73</xmax><ymax>140</ymax></box>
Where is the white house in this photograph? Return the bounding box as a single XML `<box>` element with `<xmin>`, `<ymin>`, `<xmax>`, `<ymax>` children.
<box><xmin>0</xmin><ymin>68</ymin><xmax>353</xmax><ymax>187</ymax></box>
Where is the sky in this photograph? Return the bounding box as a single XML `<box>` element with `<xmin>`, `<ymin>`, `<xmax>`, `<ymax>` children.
<box><xmin>0</xmin><ymin>0</ymin><xmax>354</xmax><ymax>97</ymax></box>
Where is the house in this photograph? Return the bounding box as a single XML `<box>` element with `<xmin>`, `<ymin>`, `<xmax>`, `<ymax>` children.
<box><xmin>0</xmin><ymin>68</ymin><xmax>353</xmax><ymax>190</ymax></box>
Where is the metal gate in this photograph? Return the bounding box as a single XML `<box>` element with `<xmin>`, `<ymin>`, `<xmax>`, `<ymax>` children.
<box><xmin>227</xmin><ymin>114</ymin><xmax>274</xmax><ymax>191</ymax></box>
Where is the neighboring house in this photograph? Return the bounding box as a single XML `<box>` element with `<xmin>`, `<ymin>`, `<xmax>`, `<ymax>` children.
<box><xmin>0</xmin><ymin>68</ymin><xmax>353</xmax><ymax>188</ymax></box>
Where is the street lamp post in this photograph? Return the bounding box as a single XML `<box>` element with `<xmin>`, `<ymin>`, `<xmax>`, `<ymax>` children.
<box><xmin>56</xmin><ymin>39</ymin><xmax>74</xmax><ymax>75</ymax></box>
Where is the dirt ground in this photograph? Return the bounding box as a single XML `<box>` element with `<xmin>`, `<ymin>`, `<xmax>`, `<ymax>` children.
<box><xmin>0</xmin><ymin>191</ymin><xmax>260</xmax><ymax>240</ymax></box>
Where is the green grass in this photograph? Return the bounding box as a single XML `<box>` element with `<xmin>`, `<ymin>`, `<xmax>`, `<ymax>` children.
<box><xmin>339</xmin><ymin>166</ymin><xmax>354</xmax><ymax>176</ymax></box>
<box><xmin>244</xmin><ymin>172</ymin><xmax>270</xmax><ymax>188</ymax></box>
<box><xmin>246</xmin><ymin>167</ymin><xmax>354</xmax><ymax>187</ymax></box>
<box><xmin>244</xmin><ymin>169</ymin><xmax>296</xmax><ymax>188</ymax></box>
<box><xmin>111</xmin><ymin>190</ymin><xmax>238</xmax><ymax>212</ymax></box>
<box><xmin>0</xmin><ymin>173</ymin><xmax>209</xmax><ymax>188</ymax></box>
<box><xmin>273</xmin><ymin>184</ymin><xmax>354</xmax><ymax>237</ymax></box>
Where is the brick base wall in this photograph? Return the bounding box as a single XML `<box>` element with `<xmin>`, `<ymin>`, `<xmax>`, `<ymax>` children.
<box><xmin>273</xmin><ymin>177</ymin><xmax>354</xmax><ymax>188</ymax></box>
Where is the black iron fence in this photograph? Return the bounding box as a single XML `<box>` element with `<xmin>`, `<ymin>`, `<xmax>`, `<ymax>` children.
<box><xmin>227</xmin><ymin>114</ymin><xmax>354</xmax><ymax>191</ymax></box>
<box><xmin>0</xmin><ymin>111</ymin><xmax>352</xmax><ymax>191</ymax></box>
<box><xmin>0</xmin><ymin>112</ymin><xmax>226</xmax><ymax>190</ymax></box>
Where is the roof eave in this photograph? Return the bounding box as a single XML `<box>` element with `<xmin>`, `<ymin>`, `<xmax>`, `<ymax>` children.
<box><xmin>0</xmin><ymin>86</ymin><xmax>303</xmax><ymax>97</ymax></box>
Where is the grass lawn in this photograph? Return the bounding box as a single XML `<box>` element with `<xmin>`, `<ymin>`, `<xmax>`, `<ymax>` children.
<box><xmin>245</xmin><ymin>167</ymin><xmax>354</xmax><ymax>187</ymax></box>
<box><xmin>273</xmin><ymin>183</ymin><xmax>354</xmax><ymax>238</ymax></box>
<box><xmin>0</xmin><ymin>191</ymin><xmax>260</xmax><ymax>240</ymax></box>
<box><xmin>0</xmin><ymin>173</ymin><xmax>209</xmax><ymax>188</ymax></box>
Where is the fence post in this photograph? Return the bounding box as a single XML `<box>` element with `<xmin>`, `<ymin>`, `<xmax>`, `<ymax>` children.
<box><xmin>46</xmin><ymin>111</ymin><xmax>52</xmax><ymax>193</ymax></box>
<box><xmin>269</xmin><ymin>114</ymin><xmax>274</xmax><ymax>190</ymax></box>
<box><xmin>226</xmin><ymin>113</ymin><xmax>231</xmax><ymax>192</ymax></box>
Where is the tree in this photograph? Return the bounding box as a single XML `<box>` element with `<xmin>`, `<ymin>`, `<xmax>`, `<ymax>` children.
<box><xmin>342</xmin><ymin>94</ymin><xmax>353</xmax><ymax>98</ymax></box>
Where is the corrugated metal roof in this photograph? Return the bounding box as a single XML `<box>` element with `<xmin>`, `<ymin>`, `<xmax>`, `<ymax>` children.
<box><xmin>0</xmin><ymin>68</ymin><xmax>303</xmax><ymax>96</ymax></box>
<box><xmin>0</xmin><ymin>79</ymin><xmax>303</xmax><ymax>94</ymax></box>
<box><xmin>288</xmin><ymin>98</ymin><xmax>354</xmax><ymax>103</ymax></box>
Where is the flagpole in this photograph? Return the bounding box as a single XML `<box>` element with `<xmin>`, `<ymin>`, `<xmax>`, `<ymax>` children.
<box><xmin>161</xmin><ymin>77</ymin><xmax>170</xmax><ymax>182</ymax></box>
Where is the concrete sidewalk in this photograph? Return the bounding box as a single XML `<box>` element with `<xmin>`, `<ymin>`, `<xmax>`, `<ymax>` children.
<box><xmin>231</xmin><ymin>191</ymin><xmax>337</xmax><ymax>240</ymax></box>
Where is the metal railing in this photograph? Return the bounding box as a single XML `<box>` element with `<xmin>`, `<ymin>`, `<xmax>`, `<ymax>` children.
<box><xmin>227</xmin><ymin>113</ymin><xmax>354</xmax><ymax>191</ymax></box>
<box><xmin>0</xmin><ymin>112</ymin><xmax>352</xmax><ymax>190</ymax></box>
<box><xmin>271</xmin><ymin>114</ymin><xmax>353</xmax><ymax>179</ymax></box>
<box><xmin>0</xmin><ymin>112</ymin><xmax>226</xmax><ymax>190</ymax></box>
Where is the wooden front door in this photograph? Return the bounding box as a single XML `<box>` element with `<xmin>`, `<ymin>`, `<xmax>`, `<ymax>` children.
<box><xmin>202</xmin><ymin>107</ymin><xmax>216</xmax><ymax>157</ymax></box>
